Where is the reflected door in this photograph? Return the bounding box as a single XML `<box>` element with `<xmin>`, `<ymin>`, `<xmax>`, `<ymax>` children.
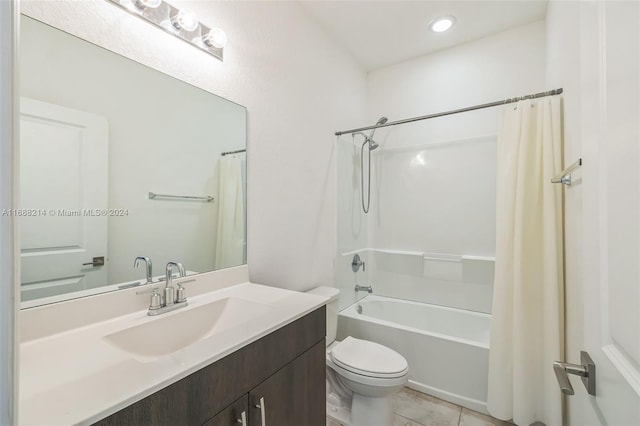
<box><xmin>20</xmin><ymin>98</ymin><xmax>108</xmax><ymax>301</ymax></box>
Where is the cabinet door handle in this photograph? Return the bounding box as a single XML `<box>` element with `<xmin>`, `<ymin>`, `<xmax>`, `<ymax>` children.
<box><xmin>236</xmin><ymin>411</ymin><xmax>247</xmax><ymax>426</ymax></box>
<box><xmin>254</xmin><ymin>397</ymin><xmax>266</xmax><ymax>426</ymax></box>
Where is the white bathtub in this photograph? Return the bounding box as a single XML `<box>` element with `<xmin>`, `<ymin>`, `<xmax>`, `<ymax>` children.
<box><xmin>337</xmin><ymin>294</ymin><xmax>491</xmax><ymax>414</ymax></box>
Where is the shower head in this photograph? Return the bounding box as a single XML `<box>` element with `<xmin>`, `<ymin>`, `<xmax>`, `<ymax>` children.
<box><xmin>370</xmin><ymin>117</ymin><xmax>388</xmax><ymax>136</ymax></box>
<box><xmin>367</xmin><ymin>116</ymin><xmax>388</xmax><ymax>150</ymax></box>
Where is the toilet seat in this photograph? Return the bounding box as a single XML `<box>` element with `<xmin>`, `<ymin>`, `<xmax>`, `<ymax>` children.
<box><xmin>330</xmin><ymin>337</ymin><xmax>408</xmax><ymax>379</ymax></box>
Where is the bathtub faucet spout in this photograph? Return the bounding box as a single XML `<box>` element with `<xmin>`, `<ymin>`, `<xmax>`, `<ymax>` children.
<box><xmin>355</xmin><ymin>284</ymin><xmax>373</xmax><ymax>293</ymax></box>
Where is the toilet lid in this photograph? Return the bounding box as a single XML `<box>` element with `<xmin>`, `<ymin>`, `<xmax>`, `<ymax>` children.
<box><xmin>330</xmin><ymin>337</ymin><xmax>408</xmax><ymax>378</ymax></box>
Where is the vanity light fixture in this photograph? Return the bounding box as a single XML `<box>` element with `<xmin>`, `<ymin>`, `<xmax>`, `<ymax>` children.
<box><xmin>106</xmin><ymin>0</ymin><xmax>225</xmax><ymax>61</ymax></box>
<box><xmin>133</xmin><ymin>0</ymin><xmax>161</xmax><ymax>9</ymax></box>
<box><xmin>204</xmin><ymin>28</ymin><xmax>228</xmax><ymax>49</ymax></box>
<box><xmin>171</xmin><ymin>9</ymin><xmax>199</xmax><ymax>32</ymax></box>
<box><xmin>429</xmin><ymin>15</ymin><xmax>456</xmax><ymax>33</ymax></box>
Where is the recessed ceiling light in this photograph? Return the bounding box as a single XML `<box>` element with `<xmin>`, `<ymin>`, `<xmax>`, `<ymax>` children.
<box><xmin>429</xmin><ymin>16</ymin><xmax>456</xmax><ymax>33</ymax></box>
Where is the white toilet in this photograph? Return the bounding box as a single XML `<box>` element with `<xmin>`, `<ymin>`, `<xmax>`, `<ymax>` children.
<box><xmin>307</xmin><ymin>286</ymin><xmax>409</xmax><ymax>426</ymax></box>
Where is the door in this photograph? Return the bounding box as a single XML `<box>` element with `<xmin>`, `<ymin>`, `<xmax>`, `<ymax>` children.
<box><xmin>19</xmin><ymin>98</ymin><xmax>108</xmax><ymax>301</ymax></box>
<box><xmin>574</xmin><ymin>1</ymin><xmax>640</xmax><ymax>424</ymax></box>
<box><xmin>249</xmin><ymin>340</ymin><xmax>325</xmax><ymax>426</ymax></box>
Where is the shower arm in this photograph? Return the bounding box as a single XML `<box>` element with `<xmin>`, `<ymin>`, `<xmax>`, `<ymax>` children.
<box><xmin>352</xmin><ymin>132</ymin><xmax>369</xmax><ymax>142</ymax></box>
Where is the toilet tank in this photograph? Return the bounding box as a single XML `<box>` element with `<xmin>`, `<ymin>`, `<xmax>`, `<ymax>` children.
<box><xmin>306</xmin><ymin>286</ymin><xmax>340</xmax><ymax>346</ymax></box>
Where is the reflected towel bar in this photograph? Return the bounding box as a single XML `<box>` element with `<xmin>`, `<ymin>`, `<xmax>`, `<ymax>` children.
<box><xmin>221</xmin><ymin>149</ymin><xmax>246</xmax><ymax>156</ymax></box>
<box><xmin>551</xmin><ymin>158</ymin><xmax>582</xmax><ymax>186</ymax></box>
<box><xmin>148</xmin><ymin>192</ymin><xmax>214</xmax><ymax>202</ymax></box>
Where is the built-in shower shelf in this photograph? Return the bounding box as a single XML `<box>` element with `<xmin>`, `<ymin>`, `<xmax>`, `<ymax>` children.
<box><xmin>460</xmin><ymin>255</ymin><xmax>495</xmax><ymax>262</ymax></box>
<box><xmin>340</xmin><ymin>248</ymin><xmax>495</xmax><ymax>262</ymax></box>
<box><xmin>341</xmin><ymin>248</ymin><xmax>420</xmax><ymax>257</ymax></box>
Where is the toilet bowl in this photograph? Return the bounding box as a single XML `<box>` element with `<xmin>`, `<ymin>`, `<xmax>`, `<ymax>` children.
<box><xmin>306</xmin><ymin>286</ymin><xmax>409</xmax><ymax>426</ymax></box>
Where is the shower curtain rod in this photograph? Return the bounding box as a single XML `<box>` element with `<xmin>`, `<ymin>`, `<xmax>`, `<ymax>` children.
<box><xmin>334</xmin><ymin>88</ymin><xmax>563</xmax><ymax>136</ymax></box>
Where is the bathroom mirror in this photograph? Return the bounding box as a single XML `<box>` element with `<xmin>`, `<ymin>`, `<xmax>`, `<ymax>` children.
<box><xmin>19</xmin><ymin>16</ymin><xmax>247</xmax><ymax>305</ymax></box>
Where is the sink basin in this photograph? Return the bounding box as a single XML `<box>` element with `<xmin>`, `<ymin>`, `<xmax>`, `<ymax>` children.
<box><xmin>104</xmin><ymin>297</ymin><xmax>270</xmax><ymax>362</ymax></box>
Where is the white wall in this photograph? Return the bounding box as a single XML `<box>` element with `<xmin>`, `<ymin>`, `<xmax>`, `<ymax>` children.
<box><xmin>367</xmin><ymin>20</ymin><xmax>548</xmax><ymax>144</ymax></box>
<box><xmin>20</xmin><ymin>16</ymin><xmax>246</xmax><ymax>285</ymax></box>
<box><xmin>21</xmin><ymin>0</ymin><xmax>367</xmax><ymax>292</ymax></box>
<box><xmin>338</xmin><ymin>21</ymin><xmax>547</xmax><ymax>312</ymax></box>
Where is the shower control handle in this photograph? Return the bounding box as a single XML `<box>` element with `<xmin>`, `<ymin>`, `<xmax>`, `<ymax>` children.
<box><xmin>352</xmin><ymin>254</ymin><xmax>365</xmax><ymax>272</ymax></box>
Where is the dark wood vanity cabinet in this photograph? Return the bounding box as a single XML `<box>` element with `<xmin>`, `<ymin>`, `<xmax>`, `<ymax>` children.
<box><xmin>248</xmin><ymin>339</ymin><xmax>326</xmax><ymax>426</ymax></box>
<box><xmin>202</xmin><ymin>395</ymin><xmax>248</xmax><ymax>426</ymax></box>
<box><xmin>93</xmin><ymin>306</ymin><xmax>326</xmax><ymax>426</ymax></box>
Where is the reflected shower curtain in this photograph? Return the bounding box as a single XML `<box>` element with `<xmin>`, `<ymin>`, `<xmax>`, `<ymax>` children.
<box><xmin>487</xmin><ymin>96</ymin><xmax>564</xmax><ymax>426</ymax></box>
<box><xmin>215</xmin><ymin>155</ymin><xmax>245</xmax><ymax>269</ymax></box>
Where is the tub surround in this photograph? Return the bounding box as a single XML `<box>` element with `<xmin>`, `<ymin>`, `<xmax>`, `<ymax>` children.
<box><xmin>19</xmin><ymin>265</ymin><xmax>329</xmax><ymax>425</ymax></box>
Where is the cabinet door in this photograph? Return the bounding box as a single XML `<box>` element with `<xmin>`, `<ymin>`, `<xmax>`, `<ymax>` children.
<box><xmin>249</xmin><ymin>340</ymin><xmax>325</xmax><ymax>426</ymax></box>
<box><xmin>202</xmin><ymin>395</ymin><xmax>248</xmax><ymax>426</ymax></box>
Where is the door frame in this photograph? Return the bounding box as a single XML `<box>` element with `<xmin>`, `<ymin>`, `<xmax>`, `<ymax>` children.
<box><xmin>0</xmin><ymin>0</ymin><xmax>19</xmax><ymax>424</ymax></box>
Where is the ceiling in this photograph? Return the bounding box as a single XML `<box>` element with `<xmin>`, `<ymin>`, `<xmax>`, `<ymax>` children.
<box><xmin>299</xmin><ymin>0</ymin><xmax>548</xmax><ymax>72</ymax></box>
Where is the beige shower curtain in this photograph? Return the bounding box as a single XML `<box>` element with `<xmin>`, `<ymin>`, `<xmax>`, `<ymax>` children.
<box><xmin>487</xmin><ymin>96</ymin><xmax>564</xmax><ymax>426</ymax></box>
<box><xmin>215</xmin><ymin>155</ymin><xmax>245</xmax><ymax>269</ymax></box>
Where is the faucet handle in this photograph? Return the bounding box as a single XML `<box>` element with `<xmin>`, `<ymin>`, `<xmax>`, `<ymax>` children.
<box><xmin>136</xmin><ymin>286</ymin><xmax>162</xmax><ymax>310</ymax></box>
<box><xmin>135</xmin><ymin>286</ymin><xmax>159</xmax><ymax>295</ymax></box>
<box><xmin>352</xmin><ymin>254</ymin><xmax>365</xmax><ymax>272</ymax></box>
<box><xmin>176</xmin><ymin>285</ymin><xmax>186</xmax><ymax>303</ymax></box>
<box><xmin>175</xmin><ymin>278</ymin><xmax>194</xmax><ymax>303</ymax></box>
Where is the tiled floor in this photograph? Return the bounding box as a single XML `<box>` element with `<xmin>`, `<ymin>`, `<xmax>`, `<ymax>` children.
<box><xmin>327</xmin><ymin>387</ymin><xmax>511</xmax><ymax>426</ymax></box>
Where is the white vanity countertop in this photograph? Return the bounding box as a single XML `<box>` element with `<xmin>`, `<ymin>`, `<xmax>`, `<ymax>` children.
<box><xmin>19</xmin><ymin>282</ymin><xmax>328</xmax><ymax>426</ymax></box>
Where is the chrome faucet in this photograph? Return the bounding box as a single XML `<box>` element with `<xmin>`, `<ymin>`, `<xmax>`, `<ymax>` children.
<box><xmin>355</xmin><ymin>284</ymin><xmax>373</xmax><ymax>293</ymax></box>
<box><xmin>164</xmin><ymin>261</ymin><xmax>185</xmax><ymax>307</ymax></box>
<box><xmin>136</xmin><ymin>261</ymin><xmax>189</xmax><ymax>316</ymax></box>
<box><xmin>134</xmin><ymin>256</ymin><xmax>153</xmax><ymax>284</ymax></box>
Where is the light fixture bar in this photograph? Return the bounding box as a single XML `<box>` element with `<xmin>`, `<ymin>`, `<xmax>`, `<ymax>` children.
<box><xmin>106</xmin><ymin>0</ymin><xmax>224</xmax><ymax>61</ymax></box>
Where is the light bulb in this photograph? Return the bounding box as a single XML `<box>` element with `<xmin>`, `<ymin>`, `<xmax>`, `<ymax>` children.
<box><xmin>171</xmin><ymin>9</ymin><xmax>199</xmax><ymax>32</ymax></box>
<box><xmin>430</xmin><ymin>16</ymin><xmax>456</xmax><ymax>33</ymax></box>
<box><xmin>204</xmin><ymin>28</ymin><xmax>227</xmax><ymax>49</ymax></box>
<box><xmin>133</xmin><ymin>0</ymin><xmax>161</xmax><ymax>9</ymax></box>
